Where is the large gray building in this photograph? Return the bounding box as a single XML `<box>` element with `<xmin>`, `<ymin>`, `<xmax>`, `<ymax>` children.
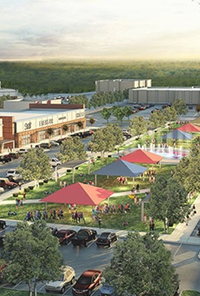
<box><xmin>128</xmin><ymin>87</ymin><xmax>200</xmax><ymax>105</ymax></box>
<box><xmin>95</xmin><ymin>79</ymin><xmax>152</xmax><ymax>92</ymax></box>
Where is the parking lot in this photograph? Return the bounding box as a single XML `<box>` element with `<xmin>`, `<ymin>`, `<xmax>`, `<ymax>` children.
<box><xmin>0</xmin><ymin>225</ymin><xmax>127</xmax><ymax>295</ymax></box>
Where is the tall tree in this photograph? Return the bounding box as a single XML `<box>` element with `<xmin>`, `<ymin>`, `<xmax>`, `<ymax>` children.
<box><xmin>46</xmin><ymin>128</ymin><xmax>54</xmax><ymax>146</ymax></box>
<box><xmin>101</xmin><ymin>108</ymin><xmax>112</xmax><ymax>123</ymax></box>
<box><xmin>18</xmin><ymin>148</ymin><xmax>52</xmax><ymax>185</ymax></box>
<box><xmin>103</xmin><ymin>232</ymin><xmax>179</xmax><ymax>296</ymax></box>
<box><xmin>112</xmin><ymin>107</ymin><xmax>125</xmax><ymax>122</ymax></box>
<box><xmin>148</xmin><ymin>110</ymin><xmax>165</xmax><ymax>128</ymax></box>
<box><xmin>88</xmin><ymin>117</ymin><xmax>96</xmax><ymax>126</ymax></box>
<box><xmin>163</xmin><ymin>106</ymin><xmax>178</xmax><ymax>122</ymax></box>
<box><xmin>123</xmin><ymin>106</ymin><xmax>133</xmax><ymax>120</ymax></box>
<box><xmin>172</xmin><ymin>98</ymin><xmax>188</xmax><ymax>116</ymax></box>
<box><xmin>129</xmin><ymin>116</ymin><xmax>147</xmax><ymax>136</ymax></box>
<box><xmin>2</xmin><ymin>220</ymin><xmax>62</xmax><ymax>296</ymax></box>
<box><xmin>57</xmin><ymin>136</ymin><xmax>86</xmax><ymax>163</ymax></box>
<box><xmin>147</xmin><ymin>175</ymin><xmax>188</xmax><ymax>232</ymax></box>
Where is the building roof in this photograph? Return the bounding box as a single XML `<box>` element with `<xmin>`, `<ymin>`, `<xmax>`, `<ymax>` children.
<box><xmin>0</xmin><ymin>109</ymin><xmax>77</xmax><ymax>121</ymax></box>
<box><xmin>135</xmin><ymin>87</ymin><xmax>200</xmax><ymax>91</ymax></box>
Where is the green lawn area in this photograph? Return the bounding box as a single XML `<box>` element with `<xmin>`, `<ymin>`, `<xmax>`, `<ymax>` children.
<box><xmin>2</xmin><ymin>158</ymin><xmax>181</xmax><ymax>233</ymax></box>
<box><xmin>182</xmin><ymin>291</ymin><xmax>200</xmax><ymax>296</ymax></box>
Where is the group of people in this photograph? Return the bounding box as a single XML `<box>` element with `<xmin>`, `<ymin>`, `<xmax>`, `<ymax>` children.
<box><xmin>117</xmin><ymin>176</ymin><xmax>127</xmax><ymax>185</ymax></box>
<box><xmin>50</xmin><ymin>209</ymin><xmax>64</xmax><ymax>219</ymax></box>
<box><xmin>71</xmin><ymin>211</ymin><xmax>85</xmax><ymax>223</ymax></box>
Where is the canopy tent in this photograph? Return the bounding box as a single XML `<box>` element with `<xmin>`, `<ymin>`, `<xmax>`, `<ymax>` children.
<box><xmin>120</xmin><ymin>149</ymin><xmax>163</xmax><ymax>164</ymax></box>
<box><xmin>92</xmin><ymin>159</ymin><xmax>147</xmax><ymax>185</ymax></box>
<box><xmin>176</xmin><ymin>122</ymin><xmax>200</xmax><ymax>133</ymax></box>
<box><xmin>161</xmin><ymin>130</ymin><xmax>194</xmax><ymax>140</ymax></box>
<box><xmin>40</xmin><ymin>182</ymin><xmax>114</xmax><ymax>206</ymax></box>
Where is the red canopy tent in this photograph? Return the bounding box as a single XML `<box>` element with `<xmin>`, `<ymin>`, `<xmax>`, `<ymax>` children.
<box><xmin>40</xmin><ymin>182</ymin><xmax>114</xmax><ymax>206</ymax></box>
<box><xmin>120</xmin><ymin>149</ymin><xmax>163</xmax><ymax>164</ymax></box>
<box><xmin>176</xmin><ymin>122</ymin><xmax>200</xmax><ymax>133</ymax></box>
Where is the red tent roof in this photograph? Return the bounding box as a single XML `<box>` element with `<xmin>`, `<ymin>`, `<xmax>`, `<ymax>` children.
<box><xmin>40</xmin><ymin>182</ymin><xmax>114</xmax><ymax>206</ymax></box>
<box><xmin>120</xmin><ymin>149</ymin><xmax>163</xmax><ymax>164</ymax></box>
<box><xmin>176</xmin><ymin>123</ymin><xmax>200</xmax><ymax>133</ymax></box>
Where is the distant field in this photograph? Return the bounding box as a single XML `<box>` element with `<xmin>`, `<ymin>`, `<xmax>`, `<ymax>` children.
<box><xmin>0</xmin><ymin>60</ymin><xmax>200</xmax><ymax>95</ymax></box>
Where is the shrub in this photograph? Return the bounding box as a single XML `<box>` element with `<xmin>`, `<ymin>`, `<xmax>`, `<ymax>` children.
<box><xmin>13</xmin><ymin>193</ymin><xmax>19</xmax><ymax>197</ymax></box>
<box><xmin>43</xmin><ymin>179</ymin><xmax>48</xmax><ymax>183</ymax></box>
<box><xmin>39</xmin><ymin>182</ymin><xmax>44</xmax><ymax>186</ymax></box>
<box><xmin>28</xmin><ymin>186</ymin><xmax>34</xmax><ymax>190</ymax></box>
<box><xmin>24</xmin><ymin>188</ymin><xmax>30</xmax><ymax>192</ymax></box>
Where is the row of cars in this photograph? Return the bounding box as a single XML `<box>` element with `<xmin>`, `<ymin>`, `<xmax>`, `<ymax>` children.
<box><xmin>132</xmin><ymin>103</ymin><xmax>155</xmax><ymax>114</ymax></box>
<box><xmin>53</xmin><ymin>228</ymin><xmax>117</xmax><ymax>248</ymax></box>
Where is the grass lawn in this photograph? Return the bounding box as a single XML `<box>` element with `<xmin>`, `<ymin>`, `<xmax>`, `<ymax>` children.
<box><xmin>2</xmin><ymin>159</ymin><xmax>180</xmax><ymax>233</ymax></box>
<box><xmin>182</xmin><ymin>291</ymin><xmax>200</xmax><ymax>296</ymax></box>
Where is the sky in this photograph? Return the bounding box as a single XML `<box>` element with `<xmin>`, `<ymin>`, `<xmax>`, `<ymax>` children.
<box><xmin>1</xmin><ymin>0</ymin><xmax>200</xmax><ymax>61</ymax></box>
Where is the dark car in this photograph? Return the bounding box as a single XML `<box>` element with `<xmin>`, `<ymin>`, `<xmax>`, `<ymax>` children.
<box><xmin>0</xmin><ymin>155</ymin><xmax>12</xmax><ymax>164</ymax></box>
<box><xmin>54</xmin><ymin>229</ymin><xmax>77</xmax><ymax>245</ymax></box>
<box><xmin>71</xmin><ymin>229</ymin><xmax>97</xmax><ymax>247</ymax></box>
<box><xmin>72</xmin><ymin>269</ymin><xmax>102</xmax><ymax>296</ymax></box>
<box><xmin>8</xmin><ymin>152</ymin><xmax>20</xmax><ymax>159</ymax></box>
<box><xmin>35</xmin><ymin>142</ymin><xmax>51</xmax><ymax>149</ymax></box>
<box><xmin>96</xmin><ymin>232</ymin><xmax>117</xmax><ymax>247</ymax></box>
<box><xmin>0</xmin><ymin>220</ymin><xmax>6</xmax><ymax>230</ymax></box>
<box><xmin>56</xmin><ymin>138</ymin><xmax>68</xmax><ymax>145</ymax></box>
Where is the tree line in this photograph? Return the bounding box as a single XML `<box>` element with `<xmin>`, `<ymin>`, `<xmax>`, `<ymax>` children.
<box><xmin>0</xmin><ymin>60</ymin><xmax>200</xmax><ymax>96</ymax></box>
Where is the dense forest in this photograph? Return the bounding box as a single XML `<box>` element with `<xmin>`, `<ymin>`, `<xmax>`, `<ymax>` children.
<box><xmin>0</xmin><ymin>60</ymin><xmax>200</xmax><ymax>96</ymax></box>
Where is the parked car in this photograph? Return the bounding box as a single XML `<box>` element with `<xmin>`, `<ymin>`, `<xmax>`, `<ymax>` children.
<box><xmin>132</xmin><ymin>108</ymin><xmax>137</xmax><ymax>114</ymax></box>
<box><xmin>98</xmin><ymin>282</ymin><xmax>116</xmax><ymax>296</ymax></box>
<box><xmin>35</xmin><ymin>142</ymin><xmax>51</xmax><ymax>149</ymax></box>
<box><xmin>50</xmin><ymin>158</ymin><xmax>61</xmax><ymax>167</ymax></box>
<box><xmin>96</xmin><ymin>232</ymin><xmax>117</xmax><ymax>247</ymax></box>
<box><xmin>7</xmin><ymin>176</ymin><xmax>24</xmax><ymax>185</ymax></box>
<box><xmin>0</xmin><ymin>155</ymin><xmax>12</xmax><ymax>164</ymax></box>
<box><xmin>71</xmin><ymin>229</ymin><xmax>97</xmax><ymax>247</ymax></box>
<box><xmin>54</xmin><ymin>229</ymin><xmax>77</xmax><ymax>245</ymax></box>
<box><xmin>0</xmin><ymin>220</ymin><xmax>6</xmax><ymax>230</ymax></box>
<box><xmin>0</xmin><ymin>178</ymin><xmax>17</xmax><ymax>190</ymax></box>
<box><xmin>8</xmin><ymin>152</ymin><xmax>20</xmax><ymax>159</ymax></box>
<box><xmin>18</xmin><ymin>148</ymin><xmax>28</xmax><ymax>155</ymax></box>
<box><xmin>56</xmin><ymin>138</ymin><xmax>68</xmax><ymax>145</ymax></box>
<box><xmin>72</xmin><ymin>269</ymin><xmax>102</xmax><ymax>296</ymax></box>
<box><xmin>0</xmin><ymin>187</ymin><xmax>4</xmax><ymax>194</ymax></box>
<box><xmin>45</xmin><ymin>265</ymin><xmax>75</xmax><ymax>294</ymax></box>
<box><xmin>6</xmin><ymin>169</ymin><xmax>21</xmax><ymax>179</ymax></box>
<box><xmin>50</xmin><ymin>140</ymin><xmax>59</xmax><ymax>147</ymax></box>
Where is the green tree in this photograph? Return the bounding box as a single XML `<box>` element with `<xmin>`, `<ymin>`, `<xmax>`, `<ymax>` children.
<box><xmin>46</xmin><ymin>127</ymin><xmax>54</xmax><ymax>145</ymax></box>
<box><xmin>77</xmin><ymin>121</ymin><xmax>84</xmax><ymax>129</ymax></box>
<box><xmin>103</xmin><ymin>232</ymin><xmax>179</xmax><ymax>296</ymax></box>
<box><xmin>172</xmin><ymin>98</ymin><xmax>188</xmax><ymax>115</ymax></box>
<box><xmin>123</xmin><ymin>106</ymin><xmax>133</xmax><ymax>120</ymax></box>
<box><xmin>18</xmin><ymin>148</ymin><xmax>52</xmax><ymax>185</ymax></box>
<box><xmin>57</xmin><ymin>136</ymin><xmax>86</xmax><ymax>163</ymax></box>
<box><xmin>62</xmin><ymin>124</ymin><xmax>69</xmax><ymax>136</ymax></box>
<box><xmin>88</xmin><ymin>118</ymin><xmax>96</xmax><ymax>126</ymax></box>
<box><xmin>112</xmin><ymin>107</ymin><xmax>125</xmax><ymax>122</ymax></box>
<box><xmin>2</xmin><ymin>220</ymin><xmax>62</xmax><ymax>296</ymax></box>
<box><xmin>87</xmin><ymin>125</ymin><xmax>123</xmax><ymax>156</ymax></box>
<box><xmin>101</xmin><ymin>108</ymin><xmax>112</xmax><ymax>123</ymax></box>
<box><xmin>147</xmin><ymin>175</ymin><xmax>188</xmax><ymax>232</ymax></box>
<box><xmin>163</xmin><ymin>106</ymin><xmax>178</xmax><ymax>122</ymax></box>
<box><xmin>129</xmin><ymin>116</ymin><xmax>147</xmax><ymax>136</ymax></box>
<box><xmin>148</xmin><ymin>110</ymin><xmax>165</xmax><ymax>128</ymax></box>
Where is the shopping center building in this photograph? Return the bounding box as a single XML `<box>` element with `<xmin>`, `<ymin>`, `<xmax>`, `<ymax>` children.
<box><xmin>0</xmin><ymin>99</ymin><xmax>86</xmax><ymax>151</ymax></box>
<box><xmin>95</xmin><ymin>79</ymin><xmax>152</xmax><ymax>92</ymax></box>
<box><xmin>128</xmin><ymin>87</ymin><xmax>200</xmax><ymax>105</ymax></box>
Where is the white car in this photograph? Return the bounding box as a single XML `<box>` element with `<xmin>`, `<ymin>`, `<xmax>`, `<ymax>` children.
<box><xmin>50</xmin><ymin>158</ymin><xmax>61</xmax><ymax>167</ymax></box>
<box><xmin>6</xmin><ymin>169</ymin><xmax>21</xmax><ymax>179</ymax></box>
<box><xmin>18</xmin><ymin>148</ymin><xmax>28</xmax><ymax>154</ymax></box>
<box><xmin>50</xmin><ymin>140</ymin><xmax>59</xmax><ymax>147</ymax></box>
<box><xmin>0</xmin><ymin>187</ymin><xmax>4</xmax><ymax>194</ymax></box>
<box><xmin>45</xmin><ymin>265</ymin><xmax>75</xmax><ymax>293</ymax></box>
